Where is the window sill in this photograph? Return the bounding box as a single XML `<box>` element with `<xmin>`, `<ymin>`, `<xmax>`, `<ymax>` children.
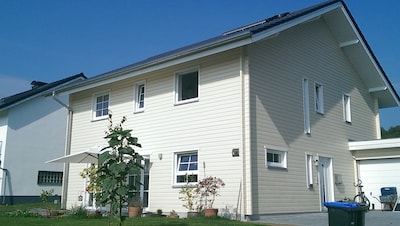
<box><xmin>172</xmin><ymin>183</ymin><xmax>198</xmax><ymax>189</ymax></box>
<box><xmin>91</xmin><ymin>116</ymin><xmax>109</xmax><ymax>122</ymax></box>
<box><xmin>174</xmin><ymin>98</ymin><xmax>199</xmax><ymax>106</ymax></box>
<box><xmin>134</xmin><ymin>109</ymin><xmax>145</xmax><ymax>114</ymax></box>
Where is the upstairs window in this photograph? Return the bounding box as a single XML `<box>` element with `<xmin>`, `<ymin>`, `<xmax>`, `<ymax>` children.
<box><xmin>134</xmin><ymin>81</ymin><xmax>145</xmax><ymax>113</ymax></box>
<box><xmin>175</xmin><ymin>69</ymin><xmax>199</xmax><ymax>104</ymax></box>
<box><xmin>343</xmin><ymin>94</ymin><xmax>351</xmax><ymax>123</ymax></box>
<box><xmin>303</xmin><ymin>79</ymin><xmax>311</xmax><ymax>134</ymax></box>
<box><xmin>314</xmin><ymin>82</ymin><xmax>324</xmax><ymax>114</ymax></box>
<box><xmin>175</xmin><ymin>151</ymin><xmax>198</xmax><ymax>185</ymax></box>
<box><xmin>93</xmin><ymin>92</ymin><xmax>109</xmax><ymax>120</ymax></box>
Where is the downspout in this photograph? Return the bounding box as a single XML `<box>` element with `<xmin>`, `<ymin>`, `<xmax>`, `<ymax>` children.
<box><xmin>52</xmin><ymin>91</ymin><xmax>72</xmax><ymax>209</ymax></box>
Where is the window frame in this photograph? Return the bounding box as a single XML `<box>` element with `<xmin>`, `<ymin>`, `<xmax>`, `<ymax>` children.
<box><xmin>305</xmin><ymin>153</ymin><xmax>314</xmax><ymax>188</ymax></box>
<box><xmin>303</xmin><ymin>78</ymin><xmax>311</xmax><ymax>134</ymax></box>
<box><xmin>92</xmin><ymin>91</ymin><xmax>110</xmax><ymax>121</ymax></box>
<box><xmin>134</xmin><ymin>81</ymin><xmax>146</xmax><ymax>113</ymax></box>
<box><xmin>265</xmin><ymin>147</ymin><xmax>288</xmax><ymax>169</ymax></box>
<box><xmin>174</xmin><ymin>68</ymin><xmax>200</xmax><ymax>105</ymax></box>
<box><xmin>314</xmin><ymin>82</ymin><xmax>324</xmax><ymax>114</ymax></box>
<box><xmin>174</xmin><ymin>151</ymin><xmax>199</xmax><ymax>186</ymax></box>
<box><xmin>343</xmin><ymin>93</ymin><xmax>352</xmax><ymax>123</ymax></box>
<box><xmin>37</xmin><ymin>171</ymin><xmax>63</xmax><ymax>185</ymax></box>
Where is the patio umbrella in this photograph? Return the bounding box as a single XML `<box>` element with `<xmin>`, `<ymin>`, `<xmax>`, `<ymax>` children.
<box><xmin>46</xmin><ymin>145</ymin><xmax>105</xmax><ymax>164</ymax></box>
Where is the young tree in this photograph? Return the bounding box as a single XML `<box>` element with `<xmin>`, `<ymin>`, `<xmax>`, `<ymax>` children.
<box><xmin>96</xmin><ymin>114</ymin><xmax>143</xmax><ymax>225</ymax></box>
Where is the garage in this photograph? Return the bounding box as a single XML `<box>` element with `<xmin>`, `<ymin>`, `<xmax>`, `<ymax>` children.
<box><xmin>349</xmin><ymin>138</ymin><xmax>400</xmax><ymax>210</ymax></box>
<box><xmin>359</xmin><ymin>158</ymin><xmax>400</xmax><ymax>210</ymax></box>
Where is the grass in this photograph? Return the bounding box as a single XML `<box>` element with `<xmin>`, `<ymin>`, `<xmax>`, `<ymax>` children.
<box><xmin>0</xmin><ymin>203</ymin><xmax>270</xmax><ymax>226</ymax></box>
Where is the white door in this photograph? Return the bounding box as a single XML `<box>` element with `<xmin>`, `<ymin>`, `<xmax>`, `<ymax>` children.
<box><xmin>359</xmin><ymin>158</ymin><xmax>400</xmax><ymax>210</ymax></box>
<box><xmin>318</xmin><ymin>156</ymin><xmax>334</xmax><ymax>210</ymax></box>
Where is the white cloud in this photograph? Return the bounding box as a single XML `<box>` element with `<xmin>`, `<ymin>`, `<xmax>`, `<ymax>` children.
<box><xmin>0</xmin><ymin>75</ymin><xmax>31</xmax><ymax>98</ymax></box>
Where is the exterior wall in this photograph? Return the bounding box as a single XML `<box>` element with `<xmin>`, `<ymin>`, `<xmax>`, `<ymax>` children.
<box><xmin>67</xmin><ymin>49</ymin><xmax>245</xmax><ymax>215</ymax></box>
<box><xmin>248</xmin><ymin>19</ymin><xmax>378</xmax><ymax>214</ymax></box>
<box><xmin>0</xmin><ymin>111</ymin><xmax>8</xmax><ymax>201</ymax></box>
<box><xmin>0</xmin><ymin>95</ymin><xmax>66</xmax><ymax>203</ymax></box>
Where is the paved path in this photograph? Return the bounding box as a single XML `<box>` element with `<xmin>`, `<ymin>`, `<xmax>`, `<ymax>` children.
<box><xmin>254</xmin><ymin>211</ymin><xmax>400</xmax><ymax>226</ymax></box>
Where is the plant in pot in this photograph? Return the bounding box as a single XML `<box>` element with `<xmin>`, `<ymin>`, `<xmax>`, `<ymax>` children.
<box><xmin>196</xmin><ymin>176</ymin><xmax>225</xmax><ymax>217</ymax></box>
<box><xmin>128</xmin><ymin>196</ymin><xmax>143</xmax><ymax>217</ymax></box>
<box><xmin>167</xmin><ymin>210</ymin><xmax>179</xmax><ymax>218</ymax></box>
<box><xmin>179</xmin><ymin>179</ymin><xmax>203</xmax><ymax>218</ymax></box>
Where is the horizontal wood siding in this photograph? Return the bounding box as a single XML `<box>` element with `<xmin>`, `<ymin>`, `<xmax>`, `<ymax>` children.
<box><xmin>248</xmin><ymin>19</ymin><xmax>378</xmax><ymax>214</ymax></box>
<box><xmin>67</xmin><ymin>49</ymin><xmax>244</xmax><ymax>213</ymax></box>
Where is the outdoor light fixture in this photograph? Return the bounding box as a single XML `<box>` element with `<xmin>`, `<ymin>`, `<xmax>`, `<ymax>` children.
<box><xmin>78</xmin><ymin>195</ymin><xmax>83</xmax><ymax>201</ymax></box>
<box><xmin>232</xmin><ymin>148</ymin><xmax>239</xmax><ymax>157</ymax></box>
<box><xmin>158</xmin><ymin>153</ymin><xmax>163</xmax><ymax>160</ymax></box>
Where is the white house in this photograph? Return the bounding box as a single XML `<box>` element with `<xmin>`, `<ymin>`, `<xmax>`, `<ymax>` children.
<box><xmin>53</xmin><ymin>0</ymin><xmax>399</xmax><ymax>219</ymax></box>
<box><xmin>0</xmin><ymin>73</ymin><xmax>86</xmax><ymax>204</ymax></box>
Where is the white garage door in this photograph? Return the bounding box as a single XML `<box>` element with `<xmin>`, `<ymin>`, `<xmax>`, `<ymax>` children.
<box><xmin>359</xmin><ymin>158</ymin><xmax>400</xmax><ymax>210</ymax></box>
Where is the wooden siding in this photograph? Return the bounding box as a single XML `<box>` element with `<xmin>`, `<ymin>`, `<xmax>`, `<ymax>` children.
<box><xmin>67</xmin><ymin>49</ymin><xmax>245</xmax><ymax>214</ymax></box>
<box><xmin>248</xmin><ymin>19</ymin><xmax>378</xmax><ymax>214</ymax></box>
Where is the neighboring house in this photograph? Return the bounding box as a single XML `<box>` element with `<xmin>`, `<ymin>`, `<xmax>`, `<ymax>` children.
<box><xmin>54</xmin><ymin>0</ymin><xmax>399</xmax><ymax>218</ymax></box>
<box><xmin>0</xmin><ymin>73</ymin><xmax>86</xmax><ymax>204</ymax></box>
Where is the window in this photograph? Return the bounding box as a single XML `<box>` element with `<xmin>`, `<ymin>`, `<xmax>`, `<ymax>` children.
<box><xmin>134</xmin><ymin>82</ymin><xmax>145</xmax><ymax>112</ymax></box>
<box><xmin>175</xmin><ymin>152</ymin><xmax>198</xmax><ymax>185</ymax></box>
<box><xmin>128</xmin><ymin>158</ymin><xmax>150</xmax><ymax>208</ymax></box>
<box><xmin>265</xmin><ymin>148</ymin><xmax>287</xmax><ymax>168</ymax></box>
<box><xmin>303</xmin><ymin>79</ymin><xmax>311</xmax><ymax>134</ymax></box>
<box><xmin>305</xmin><ymin>154</ymin><xmax>313</xmax><ymax>188</ymax></box>
<box><xmin>37</xmin><ymin>171</ymin><xmax>63</xmax><ymax>185</ymax></box>
<box><xmin>175</xmin><ymin>69</ymin><xmax>199</xmax><ymax>104</ymax></box>
<box><xmin>314</xmin><ymin>82</ymin><xmax>324</xmax><ymax>114</ymax></box>
<box><xmin>343</xmin><ymin>94</ymin><xmax>351</xmax><ymax>123</ymax></box>
<box><xmin>93</xmin><ymin>92</ymin><xmax>109</xmax><ymax>120</ymax></box>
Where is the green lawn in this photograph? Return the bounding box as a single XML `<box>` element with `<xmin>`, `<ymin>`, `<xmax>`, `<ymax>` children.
<box><xmin>0</xmin><ymin>203</ymin><xmax>270</xmax><ymax>226</ymax></box>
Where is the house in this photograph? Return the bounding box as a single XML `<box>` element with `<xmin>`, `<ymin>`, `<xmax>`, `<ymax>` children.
<box><xmin>53</xmin><ymin>0</ymin><xmax>400</xmax><ymax>218</ymax></box>
<box><xmin>0</xmin><ymin>73</ymin><xmax>86</xmax><ymax>204</ymax></box>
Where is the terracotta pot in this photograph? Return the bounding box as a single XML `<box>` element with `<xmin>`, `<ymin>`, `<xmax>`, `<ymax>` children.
<box><xmin>187</xmin><ymin>211</ymin><xmax>201</xmax><ymax>218</ymax></box>
<box><xmin>128</xmin><ymin>207</ymin><xmax>143</xmax><ymax>217</ymax></box>
<box><xmin>204</xmin><ymin>208</ymin><xmax>218</xmax><ymax>217</ymax></box>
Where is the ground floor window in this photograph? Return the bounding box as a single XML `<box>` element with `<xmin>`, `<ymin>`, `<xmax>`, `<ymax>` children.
<box><xmin>175</xmin><ymin>151</ymin><xmax>198</xmax><ymax>185</ymax></box>
<box><xmin>37</xmin><ymin>171</ymin><xmax>63</xmax><ymax>185</ymax></box>
<box><xmin>265</xmin><ymin>148</ymin><xmax>287</xmax><ymax>169</ymax></box>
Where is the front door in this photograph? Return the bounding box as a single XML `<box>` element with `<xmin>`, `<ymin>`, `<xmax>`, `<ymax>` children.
<box><xmin>128</xmin><ymin>157</ymin><xmax>150</xmax><ymax>210</ymax></box>
<box><xmin>318</xmin><ymin>156</ymin><xmax>334</xmax><ymax>210</ymax></box>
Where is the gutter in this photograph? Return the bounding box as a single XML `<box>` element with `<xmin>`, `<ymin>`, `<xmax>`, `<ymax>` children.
<box><xmin>52</xmin><ymin>91</ymin><xmax>72</xmax><ymax>209</ymax></box>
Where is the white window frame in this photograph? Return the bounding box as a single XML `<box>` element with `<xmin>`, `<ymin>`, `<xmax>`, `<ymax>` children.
<box><xmin>92</xmin><ymin>92</ymin><xmax>110</xmax><ymax>120</ymax></box>
<box><xmin>303</xmin><ymin>78</ymin><xmax>311</xmax><ymax>134</ymax></box>
<box><xmin>174</xmin><ymin>151</ymin><xmax>198</xmax><ymax>186</ymax></box>
<box><xmin>174</xmin><ymin>68</ymin><xmax>199</xmax><ymax>105</ymax></box>
<box><xmin>314</xmin><ymin>82</ymin><xmax>324</xmax><ymax>114</ymax></box>
<box><xmin>265</xmin><ymin>147</ymin><xmax>287</xmax><ymax>169</ymax></box>
<box><xmin>305</xmin><ymin>153</ymin><xmax>313</xmax><ymax>188</ymax></box>
<box><xmin>134</xmin><ymin>81</ymin><xmax>146</xmax><ymax>113</ymax></box>
<box><xmin>343</xmin><ymin>93</ymin><xmax>352</xmax><ymax>123</ymax></box>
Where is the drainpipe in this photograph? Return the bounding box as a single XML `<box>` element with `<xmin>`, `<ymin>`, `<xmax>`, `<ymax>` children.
<box><xmin>52</xmin><ymin>91</ymin><xmax>72</xmax><ymax>209</ymax></box>
<box><xmin>0</xmin><ymin>167</ymin><xmax>7</xmax><ymax>205</ymax></box>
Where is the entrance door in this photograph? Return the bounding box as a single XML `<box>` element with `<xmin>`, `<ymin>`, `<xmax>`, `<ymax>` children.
<box><xmin>318</xmin><ymin>156</ymin><xmax>334</xmax><ymax>210</ymax></box>
<box><xmin>128</xmin><ymin>158</ymin><xmax>150</xmax><ymax>210</ymax></box>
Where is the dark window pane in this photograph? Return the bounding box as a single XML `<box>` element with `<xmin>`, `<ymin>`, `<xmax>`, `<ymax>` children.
<box><xmin>179</xmin><ymin>164</ymin><xmax>188</xmax><ymax>171</ymax></box>
<box><xmin>180</xmin><ymin>71</ymin><xmax>198</xmax><ymax>100</ymax></box>
<box><xmin>181</xmin><ymin>156</ymin><xmax>190</xmax><ymax>162</ymax></box>
<box><xmin>189</xmin><ymin>163</ymin><xmax>198</xmax><ymax>170</ymax></box>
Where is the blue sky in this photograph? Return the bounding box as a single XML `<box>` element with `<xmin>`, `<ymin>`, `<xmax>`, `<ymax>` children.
<box><xmin>1</xmin><ymin>0</ymin><xmax>399</xmax><ymax>129</ymax></box>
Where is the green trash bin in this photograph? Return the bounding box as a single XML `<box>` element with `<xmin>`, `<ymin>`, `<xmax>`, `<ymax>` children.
<box><xmin>324</xmin><ymin>202</ymin><xmax>368</xmax><ymax>226</ymax></box>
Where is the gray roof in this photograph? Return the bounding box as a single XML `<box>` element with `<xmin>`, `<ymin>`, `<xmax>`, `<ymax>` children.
<box><xmin>57</xmin><ymin>0</ymin><xmax>400</xmax><ymax>108</ymax></box>
<box><xmin>0</xmin><ymin>73</ymin><xmax>86</xmax><ymax>110</ymax></box>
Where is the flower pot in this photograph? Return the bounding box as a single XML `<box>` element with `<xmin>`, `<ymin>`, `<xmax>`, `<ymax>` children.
<box><xmin>187</xmin><ymin>211</ymin><xmax>201</xmax><ymax>218</ymax></box>
<box><xmin>128</xmin><ymin>207</ymin><xmax>143</xmax><ymax>217</ymax></box>
<box><xmin>204</xmin><ymin>208</ymin><xmax>218</xmax><ymax>217</ymax></box>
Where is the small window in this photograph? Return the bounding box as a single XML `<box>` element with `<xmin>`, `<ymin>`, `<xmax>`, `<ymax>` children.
<box><xmin>37</xmin><ymin>171</ymin><xmax>63</xmax><ymax>185</ymax></box>
<box><xmin>305</xmin><ymin>154</ymin><xmax>313</xmax><ymax>188</ymax></box>
<box><xmin>343</xmin><ymin>94</ymin><xmax>351</xmax><ymax>123</ymax></box>
<box><xmin>314</xmin><ymin>82</ymin><xmax>324</xmax><ymax>114</ymax></box>
<box><xmin>175</xmin><ymin>69</ymin><xmax>199</xmax><ymax>104</ymax></box>
<box><xmin>92</xmin><ymin>92</ymin><xmax>109</xmax><ymax>120</ymax></box>
<box><xmin>175</xmin><ymin>152</ymin><xmax>198</xmax><ymax>185</ymax></box>
<box><xmin>303</xmin><ymin>79</ymin><xmax>311</xmax><ymax>134</ymax></box>
<box><xmin>265</xmin><ymin>148</ymin><xmax>287</xmax><ymax>169</ymax></box>
<box><xmin>134</xmin><ymin>81</ymin><xmax>145</xmax><ymax>113</ymax></box>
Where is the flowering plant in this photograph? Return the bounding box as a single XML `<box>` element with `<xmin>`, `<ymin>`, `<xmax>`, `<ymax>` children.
<box><xmin>196</xmin><ymin>176</ymin><xmax>225</xmax><ymax>209</ymax></box>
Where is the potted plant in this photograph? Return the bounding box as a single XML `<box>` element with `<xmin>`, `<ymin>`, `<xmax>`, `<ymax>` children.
<box><xmin>128</xmin><ymin>196</ymin><xmax>143</xmax><ymax>217</ymax></box>
<box><xmin>196</xmin><ymin>176</ymin><xmax>225</xmax><ymax>217</ymax></box>
<box><xmin>179</xmin><ymin>180</ymin><xmax>203</xmax><ymax>217</ymax></box>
